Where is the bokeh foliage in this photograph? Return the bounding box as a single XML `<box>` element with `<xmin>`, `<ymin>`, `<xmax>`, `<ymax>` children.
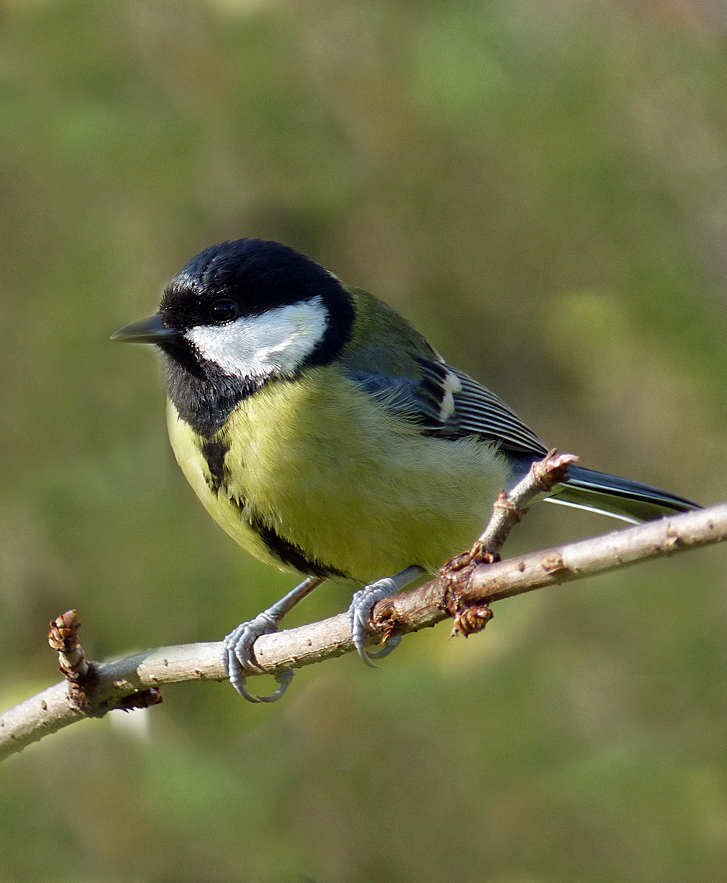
<box><xmin>2</xmin><ymin>1</ymin><xmax>727</xmax><ymax>880</ymax></box>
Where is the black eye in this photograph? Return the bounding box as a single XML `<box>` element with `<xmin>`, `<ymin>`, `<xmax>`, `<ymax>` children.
<box><xmin>209</xmin><ymin>299</ymin><xmax>238</xmax><ymax>325</ymax></box>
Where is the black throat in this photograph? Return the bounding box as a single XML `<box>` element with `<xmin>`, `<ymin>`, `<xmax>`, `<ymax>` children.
<box><xmin>160</xmin><ymin>341</ymin><xmax>264</xmax><ymax>437</ymax></box>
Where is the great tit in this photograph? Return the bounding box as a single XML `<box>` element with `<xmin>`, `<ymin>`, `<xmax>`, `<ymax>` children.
<box><xmin>113</xmin><ymin>238</ymin><xmax>698</xmax><ymax>701</ymax></box>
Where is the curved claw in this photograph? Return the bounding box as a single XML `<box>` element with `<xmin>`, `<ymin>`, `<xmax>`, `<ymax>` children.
<box><xmin>347</xmin><ymin>579</ymin><xmax>402</xmax><ymax>666</ymax></box>
<box><xmin>257</xmin><ymin>670</ymin><xmax>295</xmax><ymax>703</ymax></box>
<box><xmin>361</xmin><ymin>635</ymin><xmax>402</xmax><ymax>661</ymax></box>
<box><xmin>228</xmin><ymin>668</ymin><xmax>295</xmax><ymax>704</ymax></box>
<box><xmin>223</xmin><ymin>615</ymin><xmax>294</xmax><ymax>703</ymax></box>
<box><xmin>222</xmin><ymin>577</ymin><xmax>325</xmax><ymax>702</ymax></box>
<box><xmin>347</xmin><ymin>567</ymin><xmax>425</xmax><ymax>665</ymax></box>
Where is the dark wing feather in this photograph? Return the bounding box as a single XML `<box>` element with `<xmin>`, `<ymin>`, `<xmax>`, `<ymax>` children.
<box><xmin>346</xmin><ymin>355</ymin><xmax>548</xmax><ymax>458</ymax></box>
<box><xmin>447</xmin><ymin>366</ymin><xmax>549</xmax><ymax>456</ymax></box>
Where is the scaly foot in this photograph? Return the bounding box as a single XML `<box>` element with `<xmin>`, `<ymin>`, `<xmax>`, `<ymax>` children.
<box><xmin>222</xmin><ymin>576</ymin><xmax>324</xmax><ymax>702</ymax></box>
<box><xmin>347</xmin><ymin>566</ymin><xmax>425</xmax><ymax>666</ymax></box>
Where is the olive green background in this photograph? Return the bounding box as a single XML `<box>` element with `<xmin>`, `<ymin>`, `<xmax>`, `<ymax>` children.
<box><xmin>2</xmin><ymin>2</ymin><xmax>727</xmax><ymax>881</ymax></box>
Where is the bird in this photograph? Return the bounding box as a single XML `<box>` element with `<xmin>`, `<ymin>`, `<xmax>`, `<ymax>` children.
<box><xmin>112</xmin><ymin>238</ymin><xmax>699</xmax><ymax>702</ymax></box>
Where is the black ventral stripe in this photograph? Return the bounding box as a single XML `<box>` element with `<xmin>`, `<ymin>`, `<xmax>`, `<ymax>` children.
<box><xmin>248</xmin><ymin>511</ymin><xmax>347</xmax><ymax>580</ymax></box>
<box><xmin>197</xmin><ymin>425</ymin><xmax>347</xmax><ymax>578</ymax></box>
<box><xmin>210</xmin><ymin>475</ymin><xmax>346</xmax><ymax>580</ymax></box>
<box><xmin>201</xmin><ymin>436</ymin><xmax>230</xmax><ymax>494</ymax></box>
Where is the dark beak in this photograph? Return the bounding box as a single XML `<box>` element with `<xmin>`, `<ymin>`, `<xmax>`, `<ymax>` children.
<box><xmin>111</xmin><ymin>313</ymin><xmax>178</xmax><ymax>344</ymax></box>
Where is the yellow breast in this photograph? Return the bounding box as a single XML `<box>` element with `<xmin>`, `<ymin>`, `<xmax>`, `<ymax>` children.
<box><xmin>166</xmin><ymin>367</ymin><xmax>509</xmax><ymax>584</ymax></box>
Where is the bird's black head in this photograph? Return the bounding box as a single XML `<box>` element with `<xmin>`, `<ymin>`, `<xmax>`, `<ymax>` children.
<box><xmin>160</xmin><ymin>239</ymin><xmax>349</xmax><ymax>334</ymax></box>
<box><xmin>113</xmin><ymin>239</ymin><xmax>354</xmax><ymax>436</ymax></box>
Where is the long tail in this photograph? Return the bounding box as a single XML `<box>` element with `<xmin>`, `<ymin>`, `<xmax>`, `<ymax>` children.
<box><xmin>546</xmin><ymin>465</ymin><xmax>700</xmax><ymax>524</ymax></box>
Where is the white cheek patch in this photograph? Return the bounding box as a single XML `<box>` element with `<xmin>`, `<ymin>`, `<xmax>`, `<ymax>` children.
<box><xmin>186</xmin><ymin>296</ymin><xmax>328</xmax><ymax>380</ymax></box>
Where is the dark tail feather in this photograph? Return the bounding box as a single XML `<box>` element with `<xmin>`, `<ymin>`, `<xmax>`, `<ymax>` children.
<box><xmin>547</xmin><ymin>465</ymin><xmax>700</xmax><ymax>524</ymax></box>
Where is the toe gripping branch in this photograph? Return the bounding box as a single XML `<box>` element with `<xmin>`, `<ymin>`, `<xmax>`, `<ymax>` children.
<box><xmin>348</xmin><ymin>566</ymin><xmax>425</xmax><ymax>666</ymax></box>
<box><xmin>222</xmin><ymin>577</ymin><xmax>324</xmax><ymax>703</ymax></box>
<box><xmin>222</xmin><ymin>615</ymin><xmax>295</xmax><ymax>704</ymax></box>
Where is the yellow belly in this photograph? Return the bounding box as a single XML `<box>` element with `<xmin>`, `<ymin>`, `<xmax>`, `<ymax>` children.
<box><xmin>166</xmin><ymin>367</ymin><xmax>509</xmax><ymax>584</ymax></box>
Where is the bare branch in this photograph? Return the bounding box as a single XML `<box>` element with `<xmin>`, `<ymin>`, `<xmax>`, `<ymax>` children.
<box><xmin>2</xmin><ymin>496</ymin><xmax>725</xmax><ymax>762</ymax></box>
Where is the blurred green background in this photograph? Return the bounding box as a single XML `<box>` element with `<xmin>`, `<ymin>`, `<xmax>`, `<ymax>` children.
<box><xmin>2</xmin><ymin>0</ymin><xmax>727</xmax><ymax>880</ymax></box>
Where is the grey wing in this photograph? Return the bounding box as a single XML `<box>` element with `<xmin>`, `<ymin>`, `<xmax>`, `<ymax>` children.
<box><xmin>347</xmin><ymin>357</ymin><xmax>549</xmax><ymax>458</ymax></box>
<box><xmin>445</xmin><ymin>364</ymin><xmax>549</xmax><ymax>456</ymax></box>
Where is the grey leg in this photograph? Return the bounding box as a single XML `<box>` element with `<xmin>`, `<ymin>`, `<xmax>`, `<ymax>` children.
<box><xmin>222</xmin><ymin>576</ymin><xmax>325</xmax><ymax>702</ymax></box>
